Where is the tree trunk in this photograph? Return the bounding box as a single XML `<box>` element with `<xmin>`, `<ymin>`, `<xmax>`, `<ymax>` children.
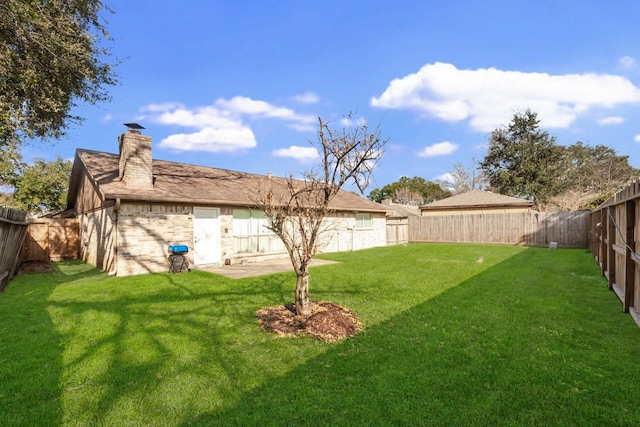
<box><xmin>295</xmin><ymin>272</ymin><xmax>310</xmax><ymax>316</ymax></box>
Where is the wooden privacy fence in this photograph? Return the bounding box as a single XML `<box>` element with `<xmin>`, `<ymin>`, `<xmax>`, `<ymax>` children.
<box><xmin>23</xmin><ymin>218</ymin><xmax>79</xmax><ymax>262</ymax></box>
<box><xmin>409</xmin><ymin>211</ymin><xmax>590</xmax><ymax>248</ymax></box>
<box><xmin>386</xmin><ymin>217</ymin><xmax>409</xmax><ymax>245</ymax></box>
<box><xmin>589</xmin><ymin>178</ymin><xmax>640</xmax><ymax>328</ymax></box>
<box><xmin>0</xmin><ymin>206</ymin><xmax>28</xmax><ymax>292</ymax></box>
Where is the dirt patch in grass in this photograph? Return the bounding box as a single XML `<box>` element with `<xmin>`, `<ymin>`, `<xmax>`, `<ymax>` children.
<box><xmin>17</xmin><ymin>261</ymin><xmax>54</xmax><ymax>275</ymax></box>
<box><xmin>256</xmin><ymin>301</ymin><xmax>362</xmax><ymax>342</ymax></box>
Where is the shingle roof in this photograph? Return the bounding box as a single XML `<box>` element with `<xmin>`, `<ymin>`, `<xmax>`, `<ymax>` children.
<box><xmin>69</xmin><ymin>149</ymin><xmax>387</xmax><ymax>213</ymax></box>
<box><xmin>420</xmin><ymin>190</ymin><xmax>533</xmax><ymax>210</ymax></box>
<box><xmin>381</xmin><ymin>202</ymin><xmax>421</xmax><ymax>217</ymax></box>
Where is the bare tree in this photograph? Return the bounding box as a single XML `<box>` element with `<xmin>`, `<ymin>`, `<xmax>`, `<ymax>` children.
<box><xmin>448</xmin><ymin>160</ymin><xmax>487</xmax><ymax>194</ymax></box>
<box><xmin>392</xmin><ymin>187</ymin><xmax>424</xmax><ymax>205</ymax></box>
<box><xmin>255</xmin><ymin>115</ymin><xmax>388</xmax><ymax>316</ymax></box>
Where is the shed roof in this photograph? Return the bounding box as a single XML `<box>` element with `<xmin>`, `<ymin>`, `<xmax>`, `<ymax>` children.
<box><xmin>420</xmin><ymin>190</ymin><xmax>533</xmax><ymax>210</ymax></box>
<box><xmin>67</xmin><ymin>149</ymin><xmax>388</xmax><ymax>213</ymax></box>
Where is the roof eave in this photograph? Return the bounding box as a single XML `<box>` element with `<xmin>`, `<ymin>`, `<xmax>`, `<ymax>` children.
<box><xmin>103</xmin><ymin>192</ymin><xmax>388</xmax><ymax>213</ymax></box>
<box><xmin>421</xmin><ymin>203</ymin><xmax>533</xmax><ymax>211</ymax></box>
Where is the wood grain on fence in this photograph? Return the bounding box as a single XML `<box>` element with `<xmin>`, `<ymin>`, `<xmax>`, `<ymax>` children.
<box><xmin>0</xmin><ymin>206</ymin><xmax>28</xmax><ymax>292</ymax></box>
<box><xmin>409</xmin><ymin>211</ymin><xmax>590</xmax><ymax>248</ymax></box>
<box><xmin>590</xmin><ymin>178</ymin><xmax>640</xmax><ymax>329</ymax></box>
<box><xmin>24</xmin><ymin>219</ymin><xmax>79</xmax><ymax>262</ymax></box>
<box><xmin>386</xmin><ymin>217</ymin><xmax>409</xmax><ymax>245</ymax></box>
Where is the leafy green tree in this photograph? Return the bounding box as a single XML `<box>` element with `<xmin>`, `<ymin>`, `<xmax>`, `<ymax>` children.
<box><xmin>10</xmin><ymin>157</ymin><xmax>72</xmax><ymax>214</ymax></box>
<box><xmin>480</xmin><ymin>110</ymin><xmax>564</xmax><ymax>209</ymax></box>
<box><xmin>562</xmin><ymin>142</ymin><xmax>638</xmax><ymax>193</ymax></box>
<box><xmin>1</xmin><ymin>0</ymin><xmax>117</xmax><ymax>146</ymax></box>
<box><xmin>368</xmin><ymin>176</ymin><xmax>451</xmax><ymax>205</ymax></box>
<box><xmin>549</xmin><ymin>142</ymin><xmax>640</xmax><ymax>210</ymax></box>
<box><xmin>0</xmin><ymin>138</ymin><xmax>22</xmax><ymax>186</ymax></box>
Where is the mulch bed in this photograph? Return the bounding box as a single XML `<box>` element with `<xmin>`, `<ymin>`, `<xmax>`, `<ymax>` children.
<box><xmin>256</xmin><ymin>301</ymin><xmax>362</xmax><ymax>342</ymax></box>
<box><xmin>17</xmin><ymin>261</ymin><xmax>54</xmax><ymax>275</ymax></box>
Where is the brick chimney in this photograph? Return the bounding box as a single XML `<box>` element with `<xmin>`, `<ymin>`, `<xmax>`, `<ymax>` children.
<box><xmin>118</xmin><ymin>129</ymin><xmax>153</xmax><ymax>188</ymax></box>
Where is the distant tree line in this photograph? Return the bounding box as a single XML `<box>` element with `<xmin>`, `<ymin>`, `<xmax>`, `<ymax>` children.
<box><xmin>369</xmin><ymin>110</ymin><xmax>638</xmax><ymax>211</ymax></box>
<box><xmin>480</xmin><ymin>110</ymin><xmax>638</xmax><ymax>210</ymax></box>
<box><xmin>368</xmin><ymin>176</ymin><xmax>452</xmax><ymax>205</ymax></box>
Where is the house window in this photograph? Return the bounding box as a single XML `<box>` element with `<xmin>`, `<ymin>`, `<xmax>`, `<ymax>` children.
<box><xmin>232</xmin><ymin>209</ymin><xmax>284</xmax><ymax>254</ymax></box>
<box><xmin>355</xmin><ymin>213</ymin><xmax>372</xmax><ymax>229</ymax></box>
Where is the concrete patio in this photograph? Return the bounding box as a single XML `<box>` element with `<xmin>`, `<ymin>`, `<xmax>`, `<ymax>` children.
<box><xmin>195</xmin><ymin>257</ymin><xmax>338</xmax><ymax>279</ymax></box>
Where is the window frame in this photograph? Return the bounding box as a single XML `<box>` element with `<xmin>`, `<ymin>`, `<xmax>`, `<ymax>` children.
<box><xmin>355</xmin><ymin>213</ymin><xmax>372</xmax><ymax>229</ymax></box>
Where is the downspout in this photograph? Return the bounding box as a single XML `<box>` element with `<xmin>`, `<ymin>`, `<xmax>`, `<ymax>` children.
<box><xmin>110</xmin><ymin>198</ymin><xmax>121</xmax><ymax>276</ymax></box>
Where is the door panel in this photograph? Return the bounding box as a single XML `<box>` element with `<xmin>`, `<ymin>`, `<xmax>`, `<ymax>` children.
<box><xmin>193</xmin><ymin>207</ymin><xmax>220</xmax><ymax>265</ymax></box>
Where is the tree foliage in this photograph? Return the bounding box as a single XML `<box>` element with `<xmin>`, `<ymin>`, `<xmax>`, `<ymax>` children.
<box><xmin>0</xmin><ymin>0</ymin><xmax>117</xmax><ymax>146</ymax></box>
<box><xmin>368</xmin><ymin>176</ymin><xmax>451</xmax><ymax>205</ymax></box>
<box><xmin>0</xmin><ymin>138</ymin><xmax>22</xmax><ymax>186</ymax></box>
<box><xmin>548</xmin><ymin>142</ymin><xmax>639</xmax><ymax>210</ymax></box>
<box><xmin>7</xmin><ymin>157</ymin><xmax>72</xmax><ymax>214</ymax></box>
<box><xmin>561</xmin><ymin>142</ymin><xmax>638</xmax><ymax>194</ymax></box>
<box><xmin>255</xmin><ymin>115</ymin><xmax>388</xmax><ymax>316</ymax></box>
<box><xmin>480</xmin><ymin>110</ymin><xmax>564</xmax><ymax>209</ymax></box>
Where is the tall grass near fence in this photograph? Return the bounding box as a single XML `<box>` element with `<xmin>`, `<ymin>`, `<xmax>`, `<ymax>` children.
<box><xmin>1</xmin><ymin>244</ymin><xmax>639</xmax><ymax>426</ymax></box>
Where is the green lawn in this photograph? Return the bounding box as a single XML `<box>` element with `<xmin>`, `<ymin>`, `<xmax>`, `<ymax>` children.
<box><xmin>1</xmin><ymin>244</ymin><xmax>639</xmax><ymax>426</ymax></box>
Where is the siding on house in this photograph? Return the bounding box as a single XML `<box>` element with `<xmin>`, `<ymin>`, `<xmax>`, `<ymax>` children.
<box><xmin>79</xmin><ymin>207</ymin><xmax>115</xmax><ymax>273</ymax></box>
<box><xmin>421</xmin><ymin>206</ymin><xmax>531</xmax><ymax>216</ymax></box>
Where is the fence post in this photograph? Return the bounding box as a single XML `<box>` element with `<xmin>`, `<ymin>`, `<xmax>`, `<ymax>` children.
<box><xmin>624</xmin><ymin>200</ymin><xmax>636</xmax><ymax>312</ymax></box>
<box><xmin>606</xmin><ymin>207</ymin><xmax>616</xmax><ymax>290</ymax></box>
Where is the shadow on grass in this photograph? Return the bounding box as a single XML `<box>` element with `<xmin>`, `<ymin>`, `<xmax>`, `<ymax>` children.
<box><xmin>190</xmin><ymin>248</ymin><xmax>640</xmax><ymax>426</ymax></box>
<box><xmin>44</xmin><ymin>269</ymin><xmax>298</xmax><ymax>425</ymax></box>
<box><xmin>3</xmin><ymin>248</ymin><xmax>640</xmax><ymax>426</ymax></box>
<box><xmin>0</xmin><ymin>261</ymin><xmax>105</xmax><ymax>426</ymax></box>
<box><xmin>0</xmin><ymin>261</ymin><xmax>295</xmax><ymax>426</ymax></box>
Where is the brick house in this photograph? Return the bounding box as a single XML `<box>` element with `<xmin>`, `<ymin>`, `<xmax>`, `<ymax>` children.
<box><xmin>420</xmin><ymin>190</ymin><xmax>533</xmax><ymax>216</ymax></box>
<box><xmin>65</xmin><ymin>129</ymin><xmax>388</xmax><ymax>276</ymax></box>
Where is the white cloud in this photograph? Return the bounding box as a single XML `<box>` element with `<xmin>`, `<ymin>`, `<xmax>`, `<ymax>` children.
<box><xmin>340</xmin><ymin>116</ymin><xmax>367</xmax><ymax>127</ymax></box>
<box><xmin>371</xmin><ymin>62</ymin><xmax>640</xmax><ymax>132</ymax></box>
<box><xmin>292</xmin><ymin>92</ymin><xmax>320</xmax><ymax>104</ymax></box>
<box><xmin>435</xmin><ymin>172</ymin><xmax>453</xmax><ymax>183</ymax></box>
<box><xmin>153</xmin><ymin>105</ymin><xmax>242</xmax><ymax>129</ymax></box>
<box><xmin>620</xmin><ymin>56</ymin><xmax>638</xmax><ymax>69</ymax></box>
<box><xmin>597</xmin><ymin>116</ymin><xmax>624</xmax><ymax>125</ymax></box>
<box><xmin>159</xmin><ymin>127</ymin><xmax>256</xmax><ymax>152</ymax></box>
<box><xmin>101</xmin><ymin>113</ymin><xmax>112</xmax><ymax>123</ymax></box>
<box><xmin>142</xmin><ymin>96</ymin><xmax>316</xmax><ymax>153</ymax></box>
<box><xmin>215</xmin><ymin>96</ymin><xmax>315</xmax><ymax>125</ymax></box>
<box><xmin>272</xmin><ymin>145</ymin><xmax>319</xmax><ymax>161</ymax></box>
<box><xmin>635</xmin><ymin>134</ymin><xmax>640</xmax><ymax>143</ymax></box>
<box><xmin>418</xmin><ymin>141</ymin><xmax>458</xmax><ymax>157</ymax></box>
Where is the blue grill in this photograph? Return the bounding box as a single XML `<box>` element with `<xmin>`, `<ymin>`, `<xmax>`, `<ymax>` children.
<box><xmin>168</xmin><ymin>244</ymin><xmax>189</xmax><ymax>255</ymax></box>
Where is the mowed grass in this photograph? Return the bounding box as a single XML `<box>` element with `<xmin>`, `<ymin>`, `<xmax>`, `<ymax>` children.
<box><xmin>1</xmin><ymin>244</ymin><xmax>639</xmax><ymax>426</ymax></box>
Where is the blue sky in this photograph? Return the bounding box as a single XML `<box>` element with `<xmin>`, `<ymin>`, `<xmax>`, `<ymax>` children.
<box><xmin>28</xmin><ymin>0</ymin><xmax>640</xmax><ymax>194</ymax></box>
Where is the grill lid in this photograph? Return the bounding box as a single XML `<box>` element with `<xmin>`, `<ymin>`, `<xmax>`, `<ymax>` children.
<box><xmin>168</xmin><ymin>244</ymin><xmax>189</xmax><ymax>254</ymax></box>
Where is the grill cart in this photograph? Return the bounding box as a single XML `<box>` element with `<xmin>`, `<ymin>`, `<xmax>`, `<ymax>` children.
<box><xmin>168</xmin><ymin>245</ymin><xmax>190</xmax><ymax>273</ymax></box>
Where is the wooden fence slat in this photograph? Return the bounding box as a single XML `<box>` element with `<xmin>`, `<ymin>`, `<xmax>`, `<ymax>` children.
<box><xmin>590</xmin><ymin>178</ymin><xmax>640</xmax><ymax>328</ymax></box>
<box><xmin>23</xmin><ymin>219</ymin><xmax>79</xmax><ymax>262</ymax></box>
<box><xmin>408</xmin><ymin>211</ymin><xmax>590</xmax><ymax>248</ymax></box>
<box><xmin>0</xmin><ymin>206</ymin><xmax>28</xmax><ymax>292</ymax></box>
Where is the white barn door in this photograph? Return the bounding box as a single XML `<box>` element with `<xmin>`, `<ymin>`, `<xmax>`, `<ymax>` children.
<box><xmin>193</xmin><ymin>207</ymin><xmax>220</xmax><ymax>265</ymax></box>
